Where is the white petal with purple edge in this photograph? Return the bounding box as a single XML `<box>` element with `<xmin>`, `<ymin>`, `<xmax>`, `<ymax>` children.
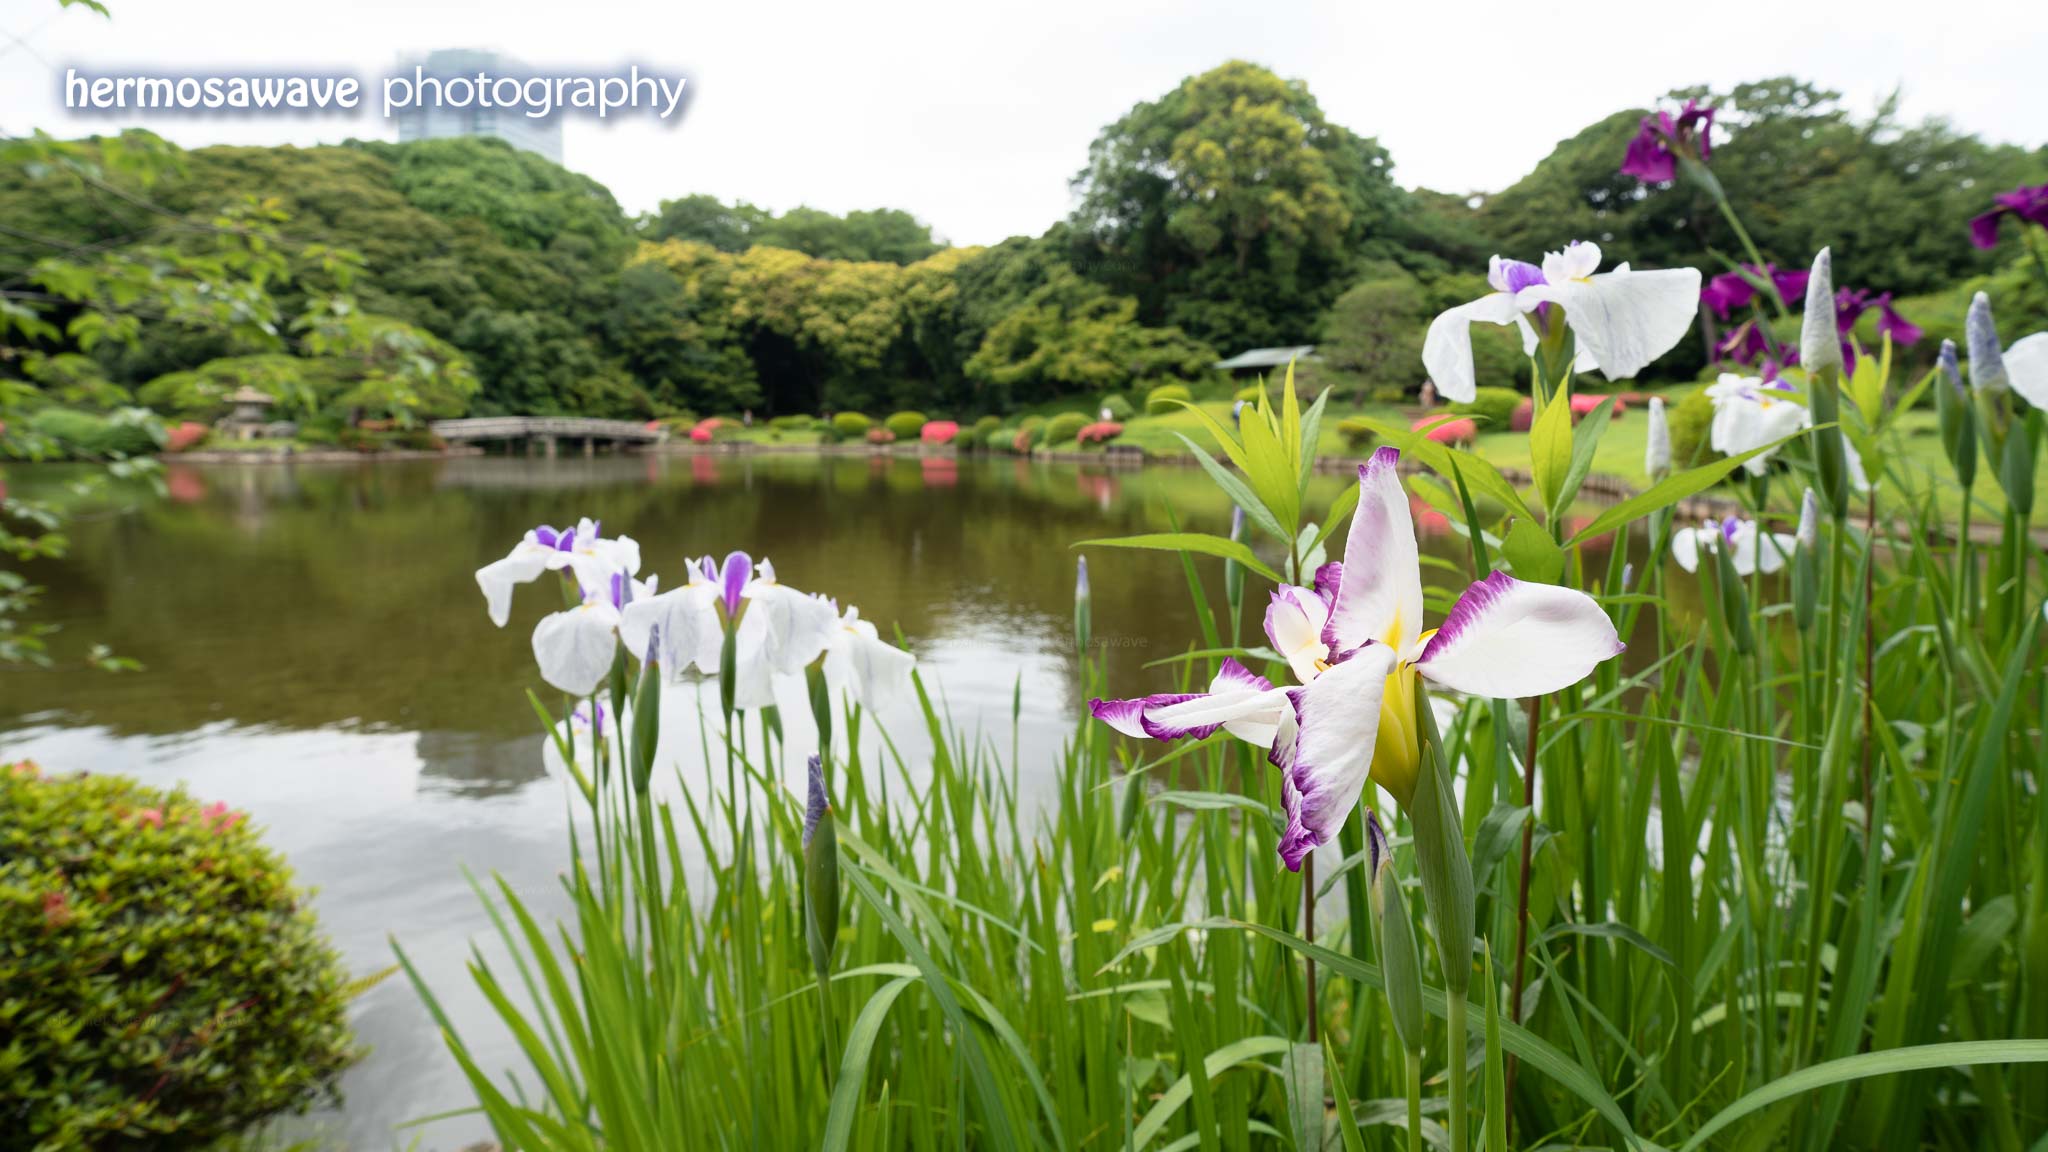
<box><xmin>1414</xmin><ymin>572</ymin><xmax>1623</xmax><ymax>699</ymax></box>
<box><xmin>619</xmin><ymin>580</ymin><xmax>723</xmax><ymax>677</ymax></box>
<box><xmin>1323</xmin><ymin>449</ymin><xmax>1424</xmax><ymax>658</ymax></box>
<box><xmin>1141</xmin><ymin>658</ymin><xmax>1288</xmax><ymax>744</ymax></box>
<box><xmin>1278</xmin><ymin>644</ymin><xmax>1397</xmax><ymax>871</ymax></box>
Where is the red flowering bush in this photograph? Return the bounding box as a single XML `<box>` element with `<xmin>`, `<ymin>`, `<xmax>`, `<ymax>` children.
<box><xmin>1</xmin><ymin>763</ymin><xmax>357</xmax><ymax>1149</ymax></box>
<box><xmin>867</xmin><ymin>427</ymin><xmax>897</xmax><ymax>444</ymax></box>
<box><xmin>1077</xmin><ymin>421</ymin><xmax>1124</xmax><ymax>445</ymax></box>
<box><xmin>163</xmin><ymin>421</ymin><xmax>210</xmax><ymax>453</ymax></box>
<box><xmin>1413</xmin><ymin>415</ymin><xmax>1477</xmax><ymax>446</ymax></box>
<box><xmin>920</xmin><ymin>420</ymin><xmax>959</xmax><ymax>445</ymax></box>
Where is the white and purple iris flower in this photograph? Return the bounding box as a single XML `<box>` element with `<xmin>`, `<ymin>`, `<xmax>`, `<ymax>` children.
<box><xmin>618</xmin><ymin>552</ymin><xmax>910</xmax><ymax>713</ymax></box>
<box><xmin>1422</xmin><ymin>241</ymin><xmax>1701</xmax><ymax>403</ymax></box>
<box><xmin>531</xmin><ymin>569</ymin><xmax>657</xmax><ymax>697</ymax></box>
<box><xmin>1091</xmin><ymin>448</ymin><xmax>1624</xmax><ymax>870</ymax></box>
<box><xmin>1671</xmin><ymin>517</ymin><xmax>1798</xmax><ymax>577</ymax></box>
<box><xmin>1706</xmin><ymin>371</ymin><xmax>1869</xmax><ymax>489</ymax></box>
<box><xmin>476</xmin><ymin>518</ymin><xmax>642</xmax><ymax>628</ymax></box>
<box><xmin>1707</xmin><ymin>373</ymin><xmax>1808</xmax><ymax>475</ymax></box>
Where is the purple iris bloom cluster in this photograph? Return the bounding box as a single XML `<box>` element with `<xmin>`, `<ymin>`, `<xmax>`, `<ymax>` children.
<box><xmin>1620</xmin><ymin>99</ymin><xmax>1714</xmax><ymax>183</ymax></box>
<box><xmin>1969</xmin><ymin>184</ymin><xmax>2048</xmax><ymax>249</ymax></box>
<box><xmin>1707</xmin><ymin>265</ymin><xmax>1920</xmax><ymax>376</ymax></box>
<box><xmin>1701</xmin><ymin>264</ymin><xmax>1809</xmax><ymax>319</ymax></box>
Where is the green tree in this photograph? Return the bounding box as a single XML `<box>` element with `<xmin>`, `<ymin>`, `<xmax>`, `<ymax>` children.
<box><xmin>1067</xmin><ymin>60</ymin><xmax>1406</xmax><ymax>349</ymax></box>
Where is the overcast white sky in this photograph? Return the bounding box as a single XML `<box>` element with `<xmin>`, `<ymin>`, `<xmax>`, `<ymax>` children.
<box><xmin>3</xmin><ymin>0</ymin><xmax>2041</xmax><ymax>247</ymax></box>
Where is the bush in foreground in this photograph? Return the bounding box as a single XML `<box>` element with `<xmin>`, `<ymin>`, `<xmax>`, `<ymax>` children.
<box><xmin>0</xmin><ymin>765</ymin><xmax>358</xmax><ymax>1150</ymax></box>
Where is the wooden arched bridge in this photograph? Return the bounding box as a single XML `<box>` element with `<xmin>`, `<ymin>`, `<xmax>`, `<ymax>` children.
<box><xmin>430</xmin><ymin>417</ymin><xmax>664</xmax><ymax>456</ymax></box>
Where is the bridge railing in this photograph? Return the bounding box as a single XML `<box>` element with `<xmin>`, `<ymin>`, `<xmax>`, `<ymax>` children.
<box><xmin>430</xmin><ymin>417</ymin><xmax>664</xmax><ymax>443</ymax></box>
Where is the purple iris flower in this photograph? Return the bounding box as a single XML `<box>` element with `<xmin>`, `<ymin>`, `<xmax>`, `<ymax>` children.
<box><xmin>1620</xmin><ymin>99</ymin><xmax>1714</xmax><ymax>183</ymax></box>
<box><xmin>1875</xmin><ymin>294</ymin><xmax>1923</xmax><ymax>346</ymax></box>
<box><xmin>1969</xmin><ymin>184</ymin><xmax>2048</xmax><ymax>249</ymax></box>
<box><xmin>531</xmin><ymin>524</ymin><xmax>579</xmax><ymax>552</ymax></box>
<box><xmin>1716</xmin><ymin>320</ymin><xmax>1770</xmax><ymax>366</ymax></box>
<box><xmin>1701</xmin><ymin>263</ymin><xmax>1811</xmax><ymax>320</ymax></box>
<box><xmin>714</xmin><ymin>551</ymin><xmax>752</xmax><ymax>616</ymax></box>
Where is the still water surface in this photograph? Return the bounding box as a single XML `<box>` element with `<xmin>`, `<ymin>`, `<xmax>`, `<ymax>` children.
<box><xmin>0</xmin><ymin>452</ymin><xmax>1648</xmax><ymax>1148</ymax></box>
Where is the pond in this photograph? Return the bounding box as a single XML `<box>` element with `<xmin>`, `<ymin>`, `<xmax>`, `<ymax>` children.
<box><xmin>0</xmin><ymin>451</ymin><xmax>1667</xmax><ymax>1148</ymax></box>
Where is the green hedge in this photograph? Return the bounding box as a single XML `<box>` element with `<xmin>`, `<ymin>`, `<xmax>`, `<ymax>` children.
<box><xmin>1041</xmin><ymin>411</ymin><xmax>1089</xmax><ymax>447</ymax></box>
<box><xmin>1145</xmin><ymin>383</ymin><xmax>1193</xmax><ymax>415</ymax></box>
<box><xmin>884</xmin><ymin>410</ymin><xmax>930</xmax><ymax>440</ymax></box>
<box><xmin>24</xmin><ymin>406</ymin><xmax>166</xmax><ymax>459</ymax></box>
<box><xmin>1</xmin><ymin>766</ymin><xmax>358</xmax><ymax>1149</ymax></box>
<box><xmin>1099</xmin><ymin>393</ymin><xmax>1136</xmax><ymax>421</ymax></box>
<box><xmin>829</xmin><ymin>412</ymin><xmax>872</xmax><ymax>441</ymax></box>
<box><xmin>768</xmin><ymin>414</ymin><xmax>817</xmax><ymax>431</ymax></box>
<box><xmin>1447</xmin><ymin>386</ymin><xmax>1521</xmax><ymax>430</ymax></box>
<box><xmin>1668</xmin><ymin>386</ymin><xmax>1718</xmax><ymax>469</ymax></box>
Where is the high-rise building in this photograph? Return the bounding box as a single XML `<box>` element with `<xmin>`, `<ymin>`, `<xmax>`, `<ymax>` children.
<box><xmin>392</xmin><ymin>49</ymin><xmax>563</xmax><ymax>165</ymax></box>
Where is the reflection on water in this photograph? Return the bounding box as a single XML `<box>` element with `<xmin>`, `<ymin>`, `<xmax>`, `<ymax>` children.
<box><xmin>0</xmin><ymin>452</ymin><xmax>1685</xmax><ymax>1149</ymax></box>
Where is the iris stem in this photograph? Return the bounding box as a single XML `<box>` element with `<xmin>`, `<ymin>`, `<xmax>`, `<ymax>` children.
<box><xmin>1711</xmin><ymin>196</ymin><xmax>1786</xmax><ymax>318</ymax></box>
<box><xmin>1447</xmin><ymin>987</ymin><xmax>1469</xmax><ymax>1152</ymax></box>
<box><xmin>1304</xmin><ymin>852</ymin><xmax>1318</xmax><ymax>1044</ymax></box>
<box><xmin>1405</xmin><ymin>1046</ymin><xmax>1423</xmax><ymax>1152</ymax></box>
<box><xmin>1504</xmin><ymin>692</ymin><xmax>1540</xmax><ymax>1137</ymax></box>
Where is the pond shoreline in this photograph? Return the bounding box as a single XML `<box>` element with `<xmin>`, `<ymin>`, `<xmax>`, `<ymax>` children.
<box><xmin>151</xmin><ymin>439</ymin><xmax>2028</xmax><ymax>544</ymax></box>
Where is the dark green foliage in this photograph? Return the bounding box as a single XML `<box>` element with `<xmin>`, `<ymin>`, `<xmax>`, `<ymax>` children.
<box><xmin>641</xmin><ymin>195</ymin><xmax>939</xmax><ymax>264</ymax></box>
<box><xmin>1480</xmin><ymin>78</ymin><xmax>2047</xmax><ymax>332</ymax></box>
<box><xmin>1448</xmin><ymin>386</ymin><xmax>1521</xmax><ymax>430</ymax></box>
<box><xmin>884</xmin><ymin>410</ymin><xmax>930</xmax><ymax>440</ymax></box>
<box><xmin>0</xmin><ymin>766</ymin><xmax>357</xmax><ymax>1149</ymax></box>
<box><xmin>1041</xmin><ymin>411</ymin><xmax>1089</xmax><ymax>446</ymax></box>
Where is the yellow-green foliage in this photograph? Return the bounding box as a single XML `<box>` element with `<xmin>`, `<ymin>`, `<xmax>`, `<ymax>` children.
<box><xmin>829</xmin><ymin>412</ymin><xmax>872</xmax><ymax>440</ymax></box>
<box><xmin>1041</xmin><ymin>411</ymin><xmax>1089</xmax><ymax>446</ymax></box>
<box><xmin>1668</xmin><ymin>385</ymin><xmax>1718</xmax><ymax>468</ymax></box>
<box><xmin>1337</xmin><ymin>416</ymin><xmax>1378</xmax><ymax>450</ymax></box>
<box><xmin>885</xmin><ymin>410</ymin><xmax>930</xmax><ymax>440</ymax></box>
<box><xmin>1</xmin><ymin>765</ymin><xmax>357</xmax><ymax>1150</ymax></box>
<box><xmin>1145</xmin><ymin>383</ymin><xmax>1194</xmax><ymax>414</ymax></box>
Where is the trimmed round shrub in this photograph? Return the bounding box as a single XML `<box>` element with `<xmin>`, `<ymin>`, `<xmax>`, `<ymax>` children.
<box><xmin>830</xmin><ymin>412</ymin><xmax>872</xmax><ymax>441</ymax></box>
<box><xmin>768</xmin><ymin>414</ymin><xmax>817</xmax><ymax>431</ymax></box>
<box><xmin>1368</xmin><ymin>385</ymin><xmax>1408</xmax><ymax>405</ymax></box>
<box><xmin>866</xmin><ymin>426</ymin><xmax>897</xmax><ymax>445</ymax></box>
<box><xmin>1077</xmin><ymin>420</ymin><xmax>1124</xmax><ymax>446</ymax></box>
<box><xmin>1</xmin><ymin>765</ymin><xmax>357</xmax><ymax>1149</ymax></box>
<box><xmin>1099</xmin><ymin>393</ymin><xmax>1136</xmax><ymax>421</ymax></box>
<box><xmin>164</xmin><ymin>422</ymin><xmax>210</xmax><ymax>453</ymax></box>
<box><xmin>1145</xmin><ymin>383</ymin><xmax>1193</xmax><ymax>415</ymax></box>
<box><xmin>1233</xmin><ymin>382</ymin><xmax>1266</xmax><ymax>403</ymax></box>
<box><xmin>884</xmin><ymin>410</ymin><xmax>930</xmax><ymax>440</ymax></box>
<box><xmin>920</xmin><ymin>420</ymin><xmax>959</xmax><ymax>445</ymax></box>
<box><xmin>1041</xmin><ymin>411</ymin><xmax>1090</xmax><ymax>447</ymax></box>
<box><xmin>1447</xmin><ymin>386</ymin><xmax>1520</xmax><ymax>430</ymax></box>
<box><xmin>1337</xmin><ymin>417</ymin><xmax>1377</xmax><ymax>451</ymax></box>
<box><xmin>1009</xmin><ymin>427</ymin><xmax>1036</xmax><ymax>454</ymax></box>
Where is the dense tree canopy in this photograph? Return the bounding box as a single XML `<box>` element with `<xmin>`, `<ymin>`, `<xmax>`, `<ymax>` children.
<box><xmin>5</xmin><ymin>65</ymin><xmax>2042</xmax><ymax>430</ymax></box>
